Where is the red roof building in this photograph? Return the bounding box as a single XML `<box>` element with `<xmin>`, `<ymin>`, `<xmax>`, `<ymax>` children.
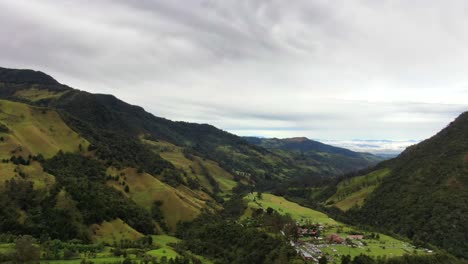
<box><xmin>327</xmin><ymin>234</ymin><xmax>344</xmax><ymax>244</ymax></box>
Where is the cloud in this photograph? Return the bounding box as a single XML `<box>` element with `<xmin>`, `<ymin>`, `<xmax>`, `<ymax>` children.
<box><xmin>321</xmin><ymin>139</ymin><xmax>419</xmax><ymax>155</ymax></box>
<box><xmin>1</xmin><ymin>0</ymin><xmax>468</xmax><ymax>142</ymax></box>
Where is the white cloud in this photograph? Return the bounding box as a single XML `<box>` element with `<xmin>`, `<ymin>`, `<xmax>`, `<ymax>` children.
<box><xmin>321</xmin><ymin>139</ymin><xmax>419</xmax><ymax>155</ymax></box>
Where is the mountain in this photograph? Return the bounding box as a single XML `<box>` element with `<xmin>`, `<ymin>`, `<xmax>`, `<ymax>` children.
<box><xmin>325</xmin><ymin>113</ymin><xmax>468</xmax><ymax>258</ymax></box>
<box><xmin>0</xmin><ymin>66</ymin><xmax>373</xmax><ymax>238</ymax></box>
<box><xmin>245</xmin><ymin>136</ymin><xmax>382</xmax><ymax>176</ymax></box>
<box><xmin>0</xmin><ymin>66</ymin><xmax>463</xmax><ymax>263</ymax></box>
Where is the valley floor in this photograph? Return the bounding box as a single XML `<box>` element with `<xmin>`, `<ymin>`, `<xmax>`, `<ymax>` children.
<box><xmin>0</xmin><ymin>235</ymin><xmax>213</xmax><ymax>264</ymax></box>
<box><xmin>244</xmin><ymin>193</ymin><xmax>432</xmax><ymax>263</ymax></box>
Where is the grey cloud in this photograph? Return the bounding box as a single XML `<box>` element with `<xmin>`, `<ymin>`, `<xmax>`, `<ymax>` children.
<box><xmin>1</xmin><ymin>0</ymin><xmax>468</xmax><ymax>142</ymax></box>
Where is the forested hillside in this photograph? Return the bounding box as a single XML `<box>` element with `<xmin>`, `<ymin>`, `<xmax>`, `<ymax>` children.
<box><xmin>334</xmin><ymin>113</ymin><xmax>468</xmax><ymax>258</ymax></box>
<box><xmin>245</xmin><ymin>137</ymin><xmax>382</xmax><ymax>176</ymax></box>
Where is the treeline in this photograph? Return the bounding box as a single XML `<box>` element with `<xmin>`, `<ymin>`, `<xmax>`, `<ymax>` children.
<box><xmin>339</xmin><ymin>253</ymin><xmax>461</xmax><ymax>264</ymax></box>
<box><xmin>0</xmin><ymin>234</ymin><xmax>199</xmax><ymax>264</ymax></box>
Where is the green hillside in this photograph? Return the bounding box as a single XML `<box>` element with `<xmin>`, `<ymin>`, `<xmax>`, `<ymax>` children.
<box><xmin>244</xmin><ymin>193</ymin><xmax>337</xmax><ymax>224</ymax></box>
<box><xmin>342</xmin><ymin>113</ymin><xmax>468</xmax><ymax>258</ymax></box>
<box><xmin>326</xmin><ymin>168</ymin><xmax>391</xmax><ymax>211</ymax></box>
<box><xmin>0</xmin><ymin>99</ymin><xmax>89</xmax><ymax>159</ymax></box>
<box><xmin>106</xmin><ymin>167</ymin><xmax>209</xmax><ymax>230</ymax></box>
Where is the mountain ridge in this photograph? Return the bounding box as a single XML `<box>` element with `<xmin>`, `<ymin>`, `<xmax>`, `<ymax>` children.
<box><xmin>245</xmin><ymin>136</ymin><xmax>383</xmax><ymax>177</ymax></box>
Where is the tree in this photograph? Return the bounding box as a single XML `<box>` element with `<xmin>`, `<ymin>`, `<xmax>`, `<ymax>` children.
<box><xmin>266</xmin><ymin>207</ymin><xmax>274</xmax><ymax>215</ymax></box>
<box><xmin>284</xmin><ymin>223</ymin><xmax>299</xmax><ymax>242</ymax></box>
<box><xmin>352</xmin><ymin>254</ymin><xmax>375</xmax><ymax>264</ymax></box>
<box><xmin>63</xmin><ymin>248</ymin><xmax>78</xmax><ymax>259</ymax></box>
<box><xmin>341</xmin><ymin>255</ymin><xmax>352</xmax><ymax>264</ymax></box>
<box><xmin>14</xmin><ymin>235</ymin><xmax>40</xmax><ymax>263</ymax></box>
<box><xmin>319</xmin><ymin>256</ymin><xmax>328</xmax><ymax>264</ymax></box>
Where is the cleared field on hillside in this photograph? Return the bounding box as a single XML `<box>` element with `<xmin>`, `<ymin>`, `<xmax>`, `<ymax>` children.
<box><xmin>147</xmin><ymin>235</ymin><xmax>180</xmax><ymax>259</ymax></box>
<box><xmin>14</xmin><ymin>87</ymin><xmax>68</xmax><ymax>102</ymax></box>
<box><xmin>107</xmin><ymin>167</ymin><xmax>205</xmax><ymax>230</ymax></box>
<box><xmin>327</xmin><ymin>168</ymin><xmax>391</xmax><ymax>211</ymax></box>
<box><xmin>0</xmin><ymin>99</ymin><xmax>89</xmax><ymax>159</ymax></box>
<box><xmin>90</xmin><ymin>219</ymin><xmax>143</xmax><ymax>245</ymax></box>
<box><xmin>0</xmin><ymin>161</ymin><xmax>55</xmax><ymax>190</ymax></box>
<box><xmin>244</xmin><ymin>193</ymin><xmax>337</xmax><ymax>224</ymax></box>
<box><xmin>89</xmin><ymin>218</ymin><xmax>144</xmax><ymax>244</ymax></box>
<box><xmin>149</xmin><ymin>235</ymin><xmax>213</xmax><ymax>263</ymax></box>
<box><xmin>142</xmin><ymin>138</ymin><xmax>238</xmax><ymax>194</ymax></box>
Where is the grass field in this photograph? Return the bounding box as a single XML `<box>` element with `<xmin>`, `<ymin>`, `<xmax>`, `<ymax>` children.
<box><xmin>40</xmin><ymin>257</ymin><xmax>125</xmax><ymax>264</ymax></box>
<box><xmin>0</xmin><ymin>243</ymin><xmax>14</xmax><ymax>254</ymax></box>
<box><xmin>0</xmin><ymin>99</ymin><xmax>89</xmax><ymax>159</ymax></box>
<box><xmin>244</xmin><ymin>193</ymin><xmax>337</xmax><ymax>224</ymax></box>
<box><xmin>106</xmin><ymin>167</ymin><xmax>205</xmax><ymax>230</ymax></box>
<box><xmin>89</xmin><ymin>218</ymin><xmax>144</xmax><ymax>244</ymax></box>
<box><xmin>14</xmin><ymin>87</ymin><xmax>68</xmax><ymax>102</ymax></box>
<box><xmin>333</xmin><ymin>186</ymin><xmax>377</xmax><ymax>211</ymax></box>
<box><xmin>147</xmin><ymin>235</ymin><xmax>181</xmax><ymax>259</ymax></box>
<box><xmin>148</xmin><ymin>235</ymin><xmax>213</xmax><ymax>264</ymax></box>
<box><xmin>142</xmin><ymin>138</ymin><xmax>237</xmax><ymax>194</ymax></box>
<box><xmin>320</xmin><ymin>225</ymin><xmax>424</xmax><ymax>259</ymax></box>
<box><xmin>327</xmin><ymin>168</ymin><xmax>391</xmax><ymax>211</ymax></box>
<box><xmin>0</xmin><ymin>161</ymin><xmax>55</xmax><ymax>190</ymax></box>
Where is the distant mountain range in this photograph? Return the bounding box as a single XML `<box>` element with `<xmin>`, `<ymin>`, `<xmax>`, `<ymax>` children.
<box><xmin>245</xmin><ymin>136</ymin><xmax>383</xmax><ymax>176</ymax></box>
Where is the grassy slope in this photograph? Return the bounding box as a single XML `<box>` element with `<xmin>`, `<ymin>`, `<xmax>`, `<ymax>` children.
<box><xmin>327</xmin><ymin>168</ymin><xmax>391</xmax><ymax>211</ymax></box>
<box><xmin>89</xmin><ymin>218</ymin><xmax>144</xmax><ymax>244</ymax></box>
<box><xmin>0</xmin><ymin>243</ymin><xmax>14</xmax><ymax>254</ymax></box>
<box><xmin>147</xmin><ymin>235</ymin><xmax>181</xmax><ymax>259</ymax></box>
<box><xmin>14</xmin><ymin>87</ymin><xmax>68</xmax><ymax>102</ymax></box>
<box><xmin>0</xmin><ymin>161</ymin><xmax>55</xmax><ymax>190</ymax></box>
<box><xmin>244</xmin><ymin>193</ymin><xmax>337</xmax><ymax>224</ymax></box>
<box><xmin>143</xmin><ymin>138</ymin><xmax>237</xmax><ymax>193</ymax></box>
<box><xmin>106</xmin><ymin>167</ymin><xmax>206</xmax><ymax>230</ymax></box>
<box><xmin>148</xmin><ymin>235</ymin><xmax>213</xmax><ymax>264</ymax></box>
<box><xmin>0</xmin><ymin>99</ymin><xmax>89</xmax><ymax>159</ymax></box>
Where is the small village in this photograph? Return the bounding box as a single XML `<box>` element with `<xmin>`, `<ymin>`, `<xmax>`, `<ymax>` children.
<box><xmin>286</xmin><ymin>222</ymin><xmax>432</xmax><ymax>263</ymax></box>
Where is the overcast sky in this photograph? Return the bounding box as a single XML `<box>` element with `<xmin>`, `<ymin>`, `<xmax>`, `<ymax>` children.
<box><xmin>1</xmin><ymin>0</ymin><xmax>468</xmax><ymax>150</ymax></box>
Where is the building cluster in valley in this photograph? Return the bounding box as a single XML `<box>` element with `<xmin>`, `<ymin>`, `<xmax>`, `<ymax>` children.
<box><xmin>289</xmin><ymin>223</ymin><xmax>367</xmax><ymax>263</ymax></box>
